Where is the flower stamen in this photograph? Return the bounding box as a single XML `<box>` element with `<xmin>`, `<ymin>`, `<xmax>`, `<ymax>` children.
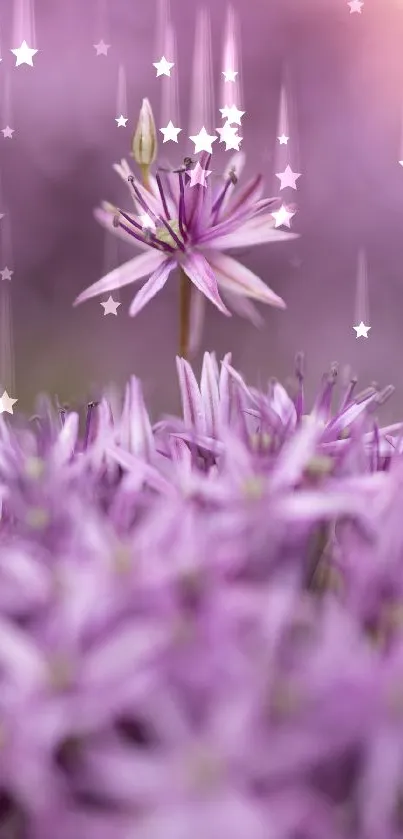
<box><xmin>128</xmin><ymin>176</ymin><xmax>185</xmax><ymax>252</ymax></box>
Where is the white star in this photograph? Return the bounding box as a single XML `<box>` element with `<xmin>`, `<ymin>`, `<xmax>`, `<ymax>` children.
<box><xmin>153</xmin><ymin>56</ymin><xmax>174</xmax><ymax>77</ymax></box>
<box><xmin>216</xmin><ymin>123</ymin><xmax>242</xmax><ymax>151</ymax></box>
<box><xmin>11</xmin><ymin>40</ymin><xmax>38</xmax><ymax>67</ymax></box>
<box><xmin>94</xmin><ymin>40</ymin><xmax>110</xmax><ymax>56</ymax></box>
<box><xmin>189</xmin><ymin>126</ymin><xmax>217</xmax><ymax>154</ymax></box>
<box><xmin>275</xmin><ymin>165</ymin><xmax>302</xmax><ymax>190</ymax></box>
<box><xmin>0</xmin><ymin>267</ymin><xmax>13</xmax><ymax>281</ymax></box>
<box><xmin>271</xmin><ymin>205</ymin><xmax>295</xmax><ymax>228</ymax></box>
<box><xmin>353</xmin><ymin>321</ymin><xmax>371</xmax><ymax>337</ymax></box>
<box><xmin>115</xmin><ymin>115</ymin><xmax>128</xmax><ymax>127</ymax></box>
<box><xmin>159</xmin><ymin>120</ymin><xmax>182</xmax><ymax>143</ymax></box>
<box><xmin>348</xmin><ymin>0</ymin><xmax>364</xmax><ymax>12</ymax></box>
<box><xmin>1</xmin><ymin>127</ymin><xmax>14</xmax><ymax>139</ymax></box>
<box><xmin>222</xmin><ymin>69</ymin><xmax>238</xmax><ymax>82</ymax></box>
<box><xmin>278</xmin><ymin>134</ymin><xmax>289</xmax><ymax>145</ymax></box>
<box><xmin>219</xmin><ymin>104</ymin><xmax>245</xmax><ymax>125</ymax></box>
<box><xmin>188</xmin><ymin>161</ymin><xmax>212</xmax><ymax>188</ymax></box>
<box><xmin>101</xmin><ymin>296</ymin><xmax>121</xmax><ymax>316</ymax></box>
<box><xmin>0</xmin><ymin>391</ymin><xmax>17</xmax><ymax>415</ymax></box>
<box><xmin>399</xmin><ymin>160</ymin><xmax>403</xmax><ymax>166</ymax></box>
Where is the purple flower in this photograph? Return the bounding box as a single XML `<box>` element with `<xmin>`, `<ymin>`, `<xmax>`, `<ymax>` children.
<box><xmin>74</xmin><ymin>142</ymin><xmax>296</xmax><ymax>324</ymax></box>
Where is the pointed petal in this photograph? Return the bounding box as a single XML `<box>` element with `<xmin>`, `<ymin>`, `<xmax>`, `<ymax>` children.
<box><xmin>180</xmin><ymin>252</ymin><xmax>230</xmax><ymax>316</ymax></box>
<box><xmin>206</xmin><ymin>251</ymin><xmax>286</xmax><ymax>308</ymax></box>
<box><xmin>200</xmin><ymin>352</ymin><xmax>220</xmax><ymax>437</ymax></box>
<box><xmin>129</xmin><ymin>259</ymin><xmax>175</xmax><ymax>317</ymax></box>
<box><xmin>176</xmin><ymin>357</ymin><xmax>205</xmax><ymax>433</ymax></box>
<box><xmin>74</xmin><ymin>251</ymin><xmax>165</xmax><ymax>305</ymax></box>
<box><xmin>203</xmin><ymin>213</ymin><xmax>299</xmax><ymax>250</ymax></box>
<box><xmin>118</xmin><ymin>377</ymin><xmax>155</xmax><ymax>460</ymax></box>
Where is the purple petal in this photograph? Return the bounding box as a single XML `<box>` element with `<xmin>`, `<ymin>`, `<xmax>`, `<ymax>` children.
<box><xmin>207</xmin><ymin>251</ymin><xmax>286</xmax><ymax>308</ymax></box>
<box><xmin>74</xmin><ymin>251</ymin><xmax>165</xmax><ymax>305</ymax></box>
<box><xmin>129</xmin><ymin>260</ymin><xmax>175</xmax><ymax>317</ymax></box>
<box><xmin>179</xmin><ymin>251</ymin><xmax>230</xmax><ymax>316</ymax></box>
<box><xmin>176</xmin><ymin>357</ymin><xmax>205</xmax><ymax>433</ymax></box>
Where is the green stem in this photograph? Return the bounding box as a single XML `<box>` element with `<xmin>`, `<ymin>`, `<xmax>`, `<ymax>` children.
<box><xmin>179</xmin><ymin>268</ymin><xmax>191</xmax><ymax>359</ymax></box>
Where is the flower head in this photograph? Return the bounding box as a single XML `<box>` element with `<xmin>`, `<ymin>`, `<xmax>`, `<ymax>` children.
<box><xmin>74</xmin><ymin>100</ymin><xmax>296</xmax><ymax>335</ymax></box>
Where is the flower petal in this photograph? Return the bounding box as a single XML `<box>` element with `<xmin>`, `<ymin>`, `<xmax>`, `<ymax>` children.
<box><xmin>205</xmin><ymin>251</ymin><xmax>286</xmax><ymax>308</ymax></box>
<box><xmin>204</xmin><ymin>213</ymin><xmax>299</xmax><ymax>250</ymax></box>
<box><xmin>179</xmin><ymin>251</ymin><xmax>230</xmax><ymax>316</ymax></box>
<box><xmin>128</xmin><ymin>259</ymin><xmax>176</xmax><ymax>317</ymax></box>
<box><xmin>74</xmin><ymin>251</ymin><xmax>165</xmax><ymax>305</ymax></box>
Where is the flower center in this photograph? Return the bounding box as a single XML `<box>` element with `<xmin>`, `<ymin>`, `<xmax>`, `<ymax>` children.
<box><xmin>154</xmin><ymin>219</ymin><xmax>182</xmax><ymax>248</ymax></box>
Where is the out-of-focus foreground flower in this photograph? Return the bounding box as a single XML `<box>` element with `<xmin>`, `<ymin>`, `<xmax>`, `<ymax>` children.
<box><xmin>74</xmin><ymin>99</ymin><xmax>296</xmax><ymax>358</ymax></box>
<box><xmin>1</xmin><ymin>352</ymin><xmax>403</xmax><ymax>838</ymax></box>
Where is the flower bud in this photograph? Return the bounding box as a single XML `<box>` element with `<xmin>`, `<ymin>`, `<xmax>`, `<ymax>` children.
<box><xmin>131</xmin><ymin>98</ymin><xmax>157</xmax><ymax>166</ymax></box>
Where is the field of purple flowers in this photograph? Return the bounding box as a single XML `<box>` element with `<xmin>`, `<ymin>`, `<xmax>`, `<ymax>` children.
<box><xmin>0</xmin><ymin>348</ymin><xmax>402</xmax><ymax>838</ymax></box>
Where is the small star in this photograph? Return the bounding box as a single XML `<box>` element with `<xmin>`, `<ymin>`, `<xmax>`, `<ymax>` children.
<box><xmin>348</xmin><ymin>0</ymin><xmax>363</xmax><ymax>12</ymax></box>
<box><xmin>0</xmin><ymin>267</ymin><xmax>13</xmax><ymax>281</ymax></box>
<box><xmin>353</xmin><ymin>321</ymin><xmax>371</xmax><ymax>338</ymax></box>
<box><xmin>219</xmin><ymin>104</ymin><xmax>245</xmax><ymax>125</ymax></box>
<box><xmin>94</xmin><ymin>40</ymin><xmax>110</xmax><ymax>56</ymax></box>
<box><xmin>101</xmin><ymin>296</ymin><xmax>121</xmax><ymax>316</ymax></box>
<box><xmin>11</xmin><ymin>40</ymin><xmax>38</xmax><ymax>67</ymax></box>
<box><xmin>222</xmin><ymin>69</ymin><xmax>238</xmax><ymax>82</ymax></box>
<box><xmin>275</xmin><ymin>165</ymin><xmax>302</xmax><ymax>190</ymax></box>
<box><xmin>159</xmin><ymin>120</ymin><xmax>182</xmax><ymax>143</ymax></box>
<box><xmin>278</xmin><ymin>134</ymin><xmax>289</xmax><ymax>145</ymax></box>
<box><xmin>399</xmin><ymin>161</ymin><xmax>403</xmax><ymax>166</ymax></box>
<box><xmin>153</xmin><ymin>56</ymin><xmax>174</xmax><ymax>77</ymax></box>
<box><xmin>271</xmin><ymin>205</ymin><xmax>295</xmax><ymax>228</ymax></box>
<box><xmin>216</xmin><ymin>123</ymin><xmax>242</xmax><ymax>151</ymax></box>
<box><xmin>2</xmin><ymin>127</ymin><xmax>14</xmax><ymax>139</ymax></box>
<box><xmin>189</xmin><ymin>126</ymin><xmax>217</xmax><ymax>154</ymax></box>
<box><xmin>115</xmin><ymin>115</ymin><xmax>128</xmax><ymax>127</ymax></box>
<box><xmin>0</xmin><ymin>391</ymin><xmax>17</xmax><ymax>415</ymax></box>
<box><xmin>188</xmin><ymin>161</ymin><xmax>212</xmax><ymax>188</ymax></box>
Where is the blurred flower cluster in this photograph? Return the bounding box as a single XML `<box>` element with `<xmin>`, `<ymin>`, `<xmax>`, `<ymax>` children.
<box><xmin>1</xmin><ymin>351</ymin><xmax>403</xmax><ymax>838</ymax></box>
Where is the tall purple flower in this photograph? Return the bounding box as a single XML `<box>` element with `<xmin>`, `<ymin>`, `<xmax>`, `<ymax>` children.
<box><xmin>74</xmin><ymin>103</ymin><xmax>296</xmax><ymax>357</ymax></box>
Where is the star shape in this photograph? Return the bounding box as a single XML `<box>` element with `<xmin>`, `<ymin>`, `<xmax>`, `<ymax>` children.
<box><xmin>271</xmin><ymin>205</ymin><xmax>295</xmax><ymax>228</ymax></box>
<box><xmin>160</xmin><ymin>120</ymin><xmax>182</xmax><ymax>143</ymax></box>
<box><xmin>222</xmin><ymin>69</ymin><xmax>238</xmax><ymax>82</ymax></box>
<box><xmin>275</xmin><ymin>165</ymin><xmax>302</xmax><ymax>190</ymax></box>
<box><xmin>278</xmin><ymin>134</ymin><xmax>289</xmax><ymax>145</ymax></box>
<box><xmin>0</xmin><ymin>267</ymin><xmax>13</xmax><ymax>281</ymax></box>
<box><xmin>115</xmin><ymin>115</ymin><xmax>128</xmax><ymax>127</ymax></box>
<box><xmin>219</xmin><ymin>104</ymin><xmax>245</xmax><ymax>126</ymax></box>
<box><xmin>94</xmin><ymin>40</ymin><xmax>110</xmax><ymax>56</ymax></box>
<box><xmin>153</xmin><ymin>56</ymin><xmax>174</xmax><ymax>77</ymax></box>
<box><xmin>10</xmin><ymin>40</ymin><xmax>38</xmax><ymax>67</ymax></box>
<box><xmin>216</xmin><ymin>123</ymin><xmax>242</xmax><ymax>151</ymax></box>
<box><xmin>101</xmin><ymin>296</ymin><xmax>121</xmax><ymax>316</ymax></box>
<box><xmin>0</xmin><ymin>391</ymin><xmax>17</xmax><ymax>415</ymax></box>
<box><xmin>399</xmin><ymin>161</ymin><xmax>403</xmax><ymax>166</ymax></box>
<box><xmin>189</xmin><ymin>126</ymin><xmax>217</xmax><ymax>154</ymax></box>
<box><xmin>188</xmin><ymin>161</ymin><xmax>212</xmax><ymax>188</ymax></box>
<box><xmin>2</xmin><ymin>126</ymin><xmax>14</xmax><ymax>139</ymax></box>
<box><xmin>353</xmin><ymin>321</ymin><xmax>371</xmax><ymax>338</ymax></box>
<box><xmin>348</xmin><ymin>0</ymin><xmax>363</xmax><ymax>12</ymax></box>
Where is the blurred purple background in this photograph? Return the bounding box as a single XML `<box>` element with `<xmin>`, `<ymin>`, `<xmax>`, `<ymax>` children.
<box><xmin>1</xmin><ymin>0</ymin><xmax>403</xmax><ymax>420</ymax></box>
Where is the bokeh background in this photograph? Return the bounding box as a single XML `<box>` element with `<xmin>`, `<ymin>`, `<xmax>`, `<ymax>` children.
<box><xmin>1</xmin><ymin>0</ymin><xmax>403</xmax><ymax>421</ymax></box>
